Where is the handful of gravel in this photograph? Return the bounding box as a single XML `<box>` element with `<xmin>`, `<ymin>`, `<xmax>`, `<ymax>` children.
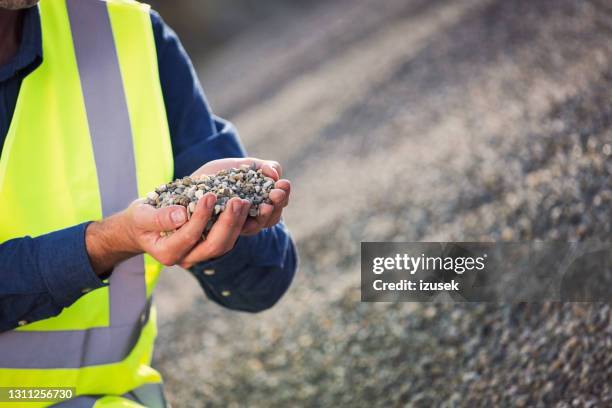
<box><xmin>144</xmin><ymin>164</ymin><xmax>275</xmax><ymax>235</ymax></box>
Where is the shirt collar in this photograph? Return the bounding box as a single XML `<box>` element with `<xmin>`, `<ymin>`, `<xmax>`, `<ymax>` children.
<box><xmin>0</xmin><ymin>5</ymin><xmax>42</xmax><ymax>83</ymax></box>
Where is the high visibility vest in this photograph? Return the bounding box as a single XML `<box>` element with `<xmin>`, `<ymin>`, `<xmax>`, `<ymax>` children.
<box><xmin>0</xmin><ymin>0</ymin><xmax>174</xmax><ymax>406</ymax></box>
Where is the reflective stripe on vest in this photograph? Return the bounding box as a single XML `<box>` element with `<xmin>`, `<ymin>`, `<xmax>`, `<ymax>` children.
<box><xmin>0</xmin><ymin>0</ymin><xmax>147</xmax><ymax>369</ymax></box>
<box><xmin>0</xmin><ymin>0</ymin><xmax>174</xmax><ymax>403</ymax></box>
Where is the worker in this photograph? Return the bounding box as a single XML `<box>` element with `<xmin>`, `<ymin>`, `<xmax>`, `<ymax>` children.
<box><xmin>0</xmin><ymin>0</ymin><xmax>296</xmax><ymax>406</ymax></box>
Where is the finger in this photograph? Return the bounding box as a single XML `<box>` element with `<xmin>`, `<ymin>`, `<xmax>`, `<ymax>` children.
<box><xmin>247</xmin><ymin>203</ymin><xmax>274</xmax><ymax>233</ymax></box>
<box><xmin>265</xmin><ymin>204</ymin><xmax>284</xmax><ymax>228</ymax></box>
<box><xmin>266</xmin><ymin>186</ymin><xmax>288</xmax><ymax>222</ymax></box>
<box><xmin>156</xmin><ymin>194</ymin><xmax>216</xmax><ymax>264</ymax></box>
<box><xmin>132</xmin><ymin>201</ymin><xmax>188</xmax><ymax>231</ymax></box>
<box><xmin>268</xmin><ymin>188</ymin><xmax>288</xmax><ymax>208</ymax></box>
<box><xmin>181</xmin><ymin>197</ymin><xmax>249</xmax><ymax>265</ymax></box>
<box><xmin>241</xmin><ymin>218</ymin><xmax>262</xmax><ymax>236</ymax></box>
<box><xmin>238</xmin><ymin>158</ymin><xmax>282</xmax><ymax>180</ymax></box>
<box><xmin>261</xmin><ymin>186</ymin><xmax>288</xmax><ymax>229</ymax></box>
<box><xmin>266</xmin><ymin>160</ymin><xmax>282</xmax><ymax>179</ymax></box>
<box><xmin>275</xmin><ymin>179</ymin><xmax>291</xmax><ymax>195</ymax></box>
<box><xmin>241</xmin><ymin>201</ymin><xmax>281</xmax><ymax>235</ymax></box>
<box><xmin>242</xmin><ymin>205</ymin><xmax>283</xmax><ymax>234</ymax></box>
<box><xmin>241</xmin><ymin>186</ymin><xmax>287</xmax><ymax>235</ymax></box>
<box><xmin>261</xmin><ymin>162</ymin><xmax>280</xmax><ymax>181</ymax></box>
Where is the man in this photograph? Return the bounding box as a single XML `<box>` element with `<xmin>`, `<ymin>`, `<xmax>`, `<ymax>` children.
<box><xmin>0</xmin><ymin>0</ymin><xmax>296</xmax><ymax>406</ymax></box>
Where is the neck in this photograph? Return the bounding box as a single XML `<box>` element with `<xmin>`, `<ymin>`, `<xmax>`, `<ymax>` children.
<box><xmin>0</xmin><ymin>8</ymin><xmax>23</xmax><ymax>67</ymax></box>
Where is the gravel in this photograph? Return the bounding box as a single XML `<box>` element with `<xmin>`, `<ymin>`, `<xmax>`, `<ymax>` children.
<box><xmin>153</xmin><ymin>0</ymin><xmax>612</xmax><ymax>406</ymax></box>
<box><xmin>201</xmin><ymin>300</ymin><xmax>612</xmax><ymax>407</ymax></box>
<box><xmin>145</xmin><ymin>165</ymin><xmax>274</xmax><ymax>234</ymax></box>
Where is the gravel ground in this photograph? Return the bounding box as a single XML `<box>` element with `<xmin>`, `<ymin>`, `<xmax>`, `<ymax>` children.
<box><xmin>153</xmin><ymin>0</ymin><xmax>612</xmax><ymax>406</ymax></box>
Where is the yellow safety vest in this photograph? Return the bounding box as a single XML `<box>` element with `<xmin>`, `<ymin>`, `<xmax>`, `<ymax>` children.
<box><xmin>0</xmin><ymin>0</ymin><xmax>173</xmax><ymax>406</ymax></box>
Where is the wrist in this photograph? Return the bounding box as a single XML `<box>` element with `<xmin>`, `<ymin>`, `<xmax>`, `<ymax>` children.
<box><xmin>85</xmin><ymin>212</ymin><xmax>142</xmax><ymax>276</ymax></box>
<box><xmin>110</xmin><ymin>210</ymin><xmax>142</xmax><ymax>255</ymax></box>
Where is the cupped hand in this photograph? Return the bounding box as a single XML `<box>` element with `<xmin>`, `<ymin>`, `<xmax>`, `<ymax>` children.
<box><xmin>117</xmin><ymin>158</ymin><xmax>291</xmax><ymax>269</ymax></box>
<box><xmin>123</xmin><ymin>193</ymin><xmax>218</xmax><ymax>266</ymax></box>
<box><xmin>191</xmin><ymin>157</ymin><xmax>291</xmax><ymax>237</ymax></box>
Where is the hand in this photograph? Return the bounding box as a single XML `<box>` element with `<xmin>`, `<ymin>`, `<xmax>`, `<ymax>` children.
<box><xmin>86</xmin><ymin>157</ymin><xmax>291</xmax><ymax>274</ymax></box>
<box><xmin>191</xmin><ymin>157</ymin><xmax>291</xmax><ymax>236</ymax></box>
<box><xmin>122</xmin><ymin>194</ymin><xmax>223</xmax><ymax>266</ymax></box>
<box><xmin>85</xmin><ymin>194</ymin><xmax>203</xmax><ymax>275</ymax></box>
<box><xmin>86</xmin><ymin>193</ymin><xmax>241</xmax><ymax>273</ymax></box>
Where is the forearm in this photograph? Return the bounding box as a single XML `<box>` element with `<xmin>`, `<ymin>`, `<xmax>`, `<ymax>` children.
<box><xmin>85</xmin><ymin>212</ymin><xmax>141</xmax><ymax>276</ymax></box>
<box><xmin>0</xmin><ymin>206</ymin><xmax>177</xmax><ymax>332</ymax></box>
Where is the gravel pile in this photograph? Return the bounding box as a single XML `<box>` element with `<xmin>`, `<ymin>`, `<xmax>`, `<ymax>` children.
<box><xmin>145</xmin><ymin>165</ymin><xmax>274</xmax><ymax>234</ymax></box>
<box><xmin>167</xmin><ymin>109</ymin><xmax>612</xmax><ymax>405</ymax></box>
<box><xmin>153</xmin><ymin>0</ymin><xmax>612</xmax><ymax>406</ymax></box>
<box><xmin>203</xmin><ymin>298</ymin><xmax>612</xmax><ymax>407</ymax></box>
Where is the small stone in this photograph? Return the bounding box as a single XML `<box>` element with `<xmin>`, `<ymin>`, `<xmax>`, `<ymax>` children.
<box><xmin>145</xmin><ymin>165</ymin><xmax>274</xmax><ymax>239</ymax></box>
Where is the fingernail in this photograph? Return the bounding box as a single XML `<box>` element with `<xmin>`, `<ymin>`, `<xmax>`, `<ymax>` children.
<box><xmin>241</xmin><ymin>199</ymin><xmax>251</xmax><ymax>216</ymax></box>
<box><xmin>205</xmin><ymin>194</ymin><xmax>216</xmax><ymax>210</ymax></box>
<box><xmin>232</xmin><ymin>200</ymin><xmax>243</xmax><ymax>215</ymax></box>
<box><xmin>265</xmin><ymin>164</ymin><xmax>279</xmax><ymax>180</ymax></box>
<box><xmin>171</xmin><ymin>209</ymin><xmax>186</xmax><ymax>224</ymax></box>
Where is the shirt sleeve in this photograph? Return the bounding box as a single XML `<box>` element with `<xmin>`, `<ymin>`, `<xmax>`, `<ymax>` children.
<box><xmin>0</xmin><ymin>223</ymin><xmax>106</xmax><ymax>333</ymax></box>
<box><xmin>190</xmin><ymin>221</ymin><xmax>297</xmax><ymax>312</ymax></box>
<box><xmin>151</xmin><ymin>11</ymin><xmax>297</xmax><ymax>312</ymax></box>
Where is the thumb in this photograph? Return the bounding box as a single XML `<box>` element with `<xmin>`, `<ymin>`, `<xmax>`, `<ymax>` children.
<box><xmin>132</xmin><ymin>202</ymin><xmax>188</xmax><ymax>231</ymax></box>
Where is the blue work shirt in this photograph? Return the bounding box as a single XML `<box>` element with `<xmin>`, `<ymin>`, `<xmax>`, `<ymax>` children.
<box><xmin>0</xmin><ymin>7</ymin><xmax>297</xmax><ymax>332</ymax></box>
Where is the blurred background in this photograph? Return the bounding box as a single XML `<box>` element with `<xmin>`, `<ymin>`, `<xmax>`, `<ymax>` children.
<box><xmin>148</xmin><ymin>0</ymin><xmax>612</xmax><ymax>406</ymax></box>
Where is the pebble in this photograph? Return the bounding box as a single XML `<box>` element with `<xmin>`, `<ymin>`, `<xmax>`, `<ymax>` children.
<box><xmin>144</xmin><ymin>166</ymin><xmax>274</xmax><ymax>236</ymax></box>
